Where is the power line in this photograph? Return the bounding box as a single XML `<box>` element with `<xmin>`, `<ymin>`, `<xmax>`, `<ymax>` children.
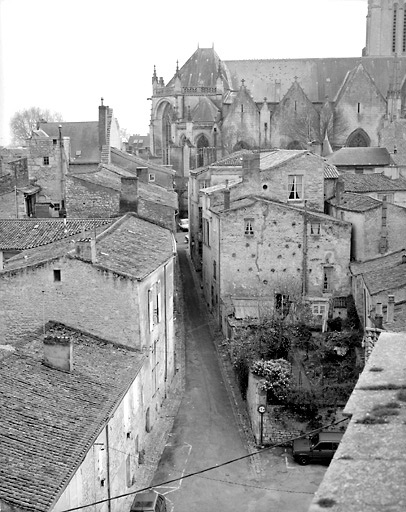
<box><xmin>60</xmin><ymin>417</ymin><xmax>349</xmax><ymax>512</ymax></box>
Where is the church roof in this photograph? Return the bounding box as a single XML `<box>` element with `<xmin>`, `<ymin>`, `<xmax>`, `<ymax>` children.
<box><xmin>167</xmin><ymin>47</ymin><xmax>230</xmax><ymax>89</ymax></box>
<box><xmin>222</xmin><ymin>57</ymin><xmax>406</xmax><ymax>104</ymax></box>
<box><xmin>191</xmin><ymin>96</ymin><xmax>220</xmax><ymax>122</ymax></box>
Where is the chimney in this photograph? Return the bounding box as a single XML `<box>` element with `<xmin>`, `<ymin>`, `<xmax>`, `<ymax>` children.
<box><xmin>375</xmin><ymin>302</ymin><xmax>383</xmax><ymax>329</ymax></box>
<box><xmin>120</xmin><ymin>176</ymin><xmax>139</xmax><ymax>214</ymax></box>
<box><xmin>387</xmin><ymin>294</ymin><xmax>395</xmax><ymax>323</ymax></box>
<box><xmin>242</xmin><ymin>152</ymin><xmax>261</xmax><ymax>186</ymax></box>
<box><xmin>99</xmin><ymin>98</ymin><xmax>107</xmax><ymax>149</ymax></box>
<box><xmin>43</xmin><ymin>333</ymin><xmax>73</xmax><ymax>372</ymax></box>
<box><xmin>75</xmin><ymin>237</ymin><xmax>97</xmax><ymax>263</ymax></box>
<box><xmin>223</xmin><ymin>180</ymin><xmax>230</xmax><ymax>210</ymax></box>
<box><xmin>335</xmin><ymin>178</ymin><xmax>345</xmax><ymax>206</ymax></box>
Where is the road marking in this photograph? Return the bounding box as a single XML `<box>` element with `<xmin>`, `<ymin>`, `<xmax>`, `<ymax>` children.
<box><xmin>282</xmin><ymin>449</ymin><xmax>297</xmax><ymax>470</ymax></box>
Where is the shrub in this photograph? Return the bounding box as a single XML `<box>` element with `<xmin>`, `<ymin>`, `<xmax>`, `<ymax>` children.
<box><xmin>251</xmin><ymin>359</ymin><xmax>292</xmax><ymax>402</ymax></box>
<box><xmin>284</xmin><ymin>388</ymin><xmax>318</xmax><ymax>420</ymax></box>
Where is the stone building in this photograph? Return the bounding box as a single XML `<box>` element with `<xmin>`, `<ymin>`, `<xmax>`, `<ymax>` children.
<box><xmin>0</xmin><ymin>322</ymin><xmax>153</xmax><ymax>512</ymax></box>
<box><xmin>148</xmin><ymin>1</ymin><xmax>406</xmax><ymax>213</ymax></box>
<box><xmin>0</xmin><ymin>214</ymin><xmax>177</xmax><ymax>399</ymax></box>
<box><xmin>328</xmin><ymin>192</ymin><xmax>406</xmax><ymax>261</ymax></box>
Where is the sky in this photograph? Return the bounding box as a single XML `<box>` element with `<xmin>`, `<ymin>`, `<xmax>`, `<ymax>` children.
<box><xmin>0</xmin><ymin>0</ymin><xmax>368</xmax><ymax>146</ymax></box>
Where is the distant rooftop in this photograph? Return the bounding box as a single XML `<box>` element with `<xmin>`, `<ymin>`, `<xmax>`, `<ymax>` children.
<box><xmin>329</xmin><ymin>192</ymin><xmax>382</xmax><ymax>212</ymax></box>
<box><xmin>326</xmin><ymin>147</ymin><xmax>391</xmax><ymax>166</ymax></box>
<box><xmin>341</xmin><ymin>173</ymin><xmax>406</xmax><ymax>193</ymax></box>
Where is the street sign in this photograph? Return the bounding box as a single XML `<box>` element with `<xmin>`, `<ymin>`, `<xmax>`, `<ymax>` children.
<box><xmin>258</xmin><ymin>405</ymin><xmax>266</xmax><ymax>414</ymax></box>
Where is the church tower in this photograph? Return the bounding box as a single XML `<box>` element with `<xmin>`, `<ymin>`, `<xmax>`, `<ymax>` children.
<box><xmin>365</xmin><ymin>0</ymin><xmax>406</xmax><ymax>56</ymax></box>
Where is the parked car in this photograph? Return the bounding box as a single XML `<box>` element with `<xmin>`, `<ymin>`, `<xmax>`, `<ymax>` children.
<box><xmin>130</xmin><ymin>491</ymin><xmax>167</xmax><ymax>512</ymax></box>
<box><xmin>178</xmin><ymin>218</ymin><xmax>189</xmax><ymax>231</ymax></box>
<box><xmin>292</xmin><ymin>431</ymin><xmax>343</xmax><ymax>465</ymax></box>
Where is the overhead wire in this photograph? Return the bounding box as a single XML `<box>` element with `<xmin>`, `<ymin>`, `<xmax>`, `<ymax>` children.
<box><xmin>59</xmin><ymin>416</ymin><xmax>349</xmax><ymax>512</ymax></box>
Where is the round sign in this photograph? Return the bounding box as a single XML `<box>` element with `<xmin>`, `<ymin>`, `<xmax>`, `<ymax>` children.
<box><xmin>258</xmin><ymin>405</ymin><xmax>266</xmax><ymax>414</ymax></box>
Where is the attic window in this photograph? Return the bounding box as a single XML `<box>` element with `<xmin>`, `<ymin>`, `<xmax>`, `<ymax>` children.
<box><xmin>53</xmin><ymin>269</ymin><xmax>61</xmax><ymax>282</ymax></box>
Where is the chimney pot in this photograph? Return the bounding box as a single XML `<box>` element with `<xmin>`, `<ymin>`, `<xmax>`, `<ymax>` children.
<box><xmin>43</xmin><ymin>333</ymin><xmax>73</xmax><ymax>372</ymax></box>
<box><xmin>120</xmin><ymin>176</ymin><xmax>139</xmax><ymax>214</ymax></box>
<box><xmin>75</xmin><ymin>238</ymin><xmax>97</xmax><ymax>263</ymax></box>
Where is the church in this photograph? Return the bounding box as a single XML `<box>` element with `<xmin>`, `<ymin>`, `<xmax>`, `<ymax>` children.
<box><xmin>148</xmin><ymin>0</ymin><xmax>406</xmax><ymax>211</ymax></box>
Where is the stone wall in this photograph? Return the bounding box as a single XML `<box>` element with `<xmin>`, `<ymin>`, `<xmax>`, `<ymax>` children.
<box><xmin>66</xmin><ymin>175</ymin><xmax>118</xmax><ymax>218</ymax></box>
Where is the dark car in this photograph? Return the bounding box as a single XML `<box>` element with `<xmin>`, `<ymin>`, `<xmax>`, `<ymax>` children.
<box><xmin>130</xmin><ymin>491</ymin><xmax>167</xmax><ymax>512</ymax></box>
<box><xmin>292</xmin><ymin>431</ymin><xmax>343</xmax><ymax>465</ymax></box>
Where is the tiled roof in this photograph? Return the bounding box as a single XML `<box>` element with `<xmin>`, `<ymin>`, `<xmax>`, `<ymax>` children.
<box><xmin>0</xmin><ymin>322</ymin><xmax>145</xmax><ymax>512</ymax></box>
<box><xmin>92</xmin><ymin>214</ymin><xmax>175</xmax><ymax>280</ymax></box>
<box><xmin>329</xmin><ymin>192</ymin><xmax>382</xmax><ymax>212</ymax></box>
<box><xmin>341</xmin><ymin>173</ymin><xmax>406</xmax><ymax>192</ymax></box>
<box><xmin>327</xmin><ymin>147</ymin><xmax>391</xmax><ymax>166</ymax></box>
<box><xmin>362</xmin><ymin>262</ymin><xmax>406</xmax><ymax>295</ymax></box>
<box><xmin>72</xmin><ymin>166</ymin><xmax>178</xmax><ymax>210</ymax></box>
<box><xmin>201</xmin><ymin>178</ymin><xmax>242</xmax><ymax>194</ymax></box>
<box><xmin>259</xmin><ymin>150</ymin><xmax>307</xmax><ymax>169</ymax></box>
<box><xmin>0</xmin><ymin>219</ymin><xmax>114</xmax><ymax>250</ymax></box>
<box><xmin>2</xmin><ymin>214</ymin><xmax>175</xmax><ymax>280</ymax></box>
<box><xmin>39</xmin><ymin>122</ymin><xmax>100</xmax><ymax>163</ymax></box>
<box><xmin>350</xmin><ymin>249</ymin><xmax>406</xmax><ymax>277</ymax></box>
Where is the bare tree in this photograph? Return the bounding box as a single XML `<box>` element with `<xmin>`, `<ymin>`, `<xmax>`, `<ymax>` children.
<box><xmin>10</xmin><ymin>107</ymin><xmax>63</xmax><ymax>144</ymax></box>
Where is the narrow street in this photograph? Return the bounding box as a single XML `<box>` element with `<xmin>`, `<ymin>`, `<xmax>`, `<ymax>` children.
<box><xmin>150</xmin><ymin>237</ymin><xmax>326</xmax><ymax>512</ymax></box>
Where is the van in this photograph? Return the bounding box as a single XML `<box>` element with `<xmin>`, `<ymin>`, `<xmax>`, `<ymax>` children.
<box><xmin>130</xmin><ymin>491</ymin><xmax>167</xmax><ymax>512</ymax></box>
<box><xmin>292</xmin><ymin>431</ymin><xmax>343</xmax><ymax>465</ymax></box>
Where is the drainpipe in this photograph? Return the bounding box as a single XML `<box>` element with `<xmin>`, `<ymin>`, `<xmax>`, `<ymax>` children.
<box><xmin>302</xmin><ymin>200</ymin><xmax>308</xmax><ymax>298</ymax></box>
<box><xmin>105</xmin><ymin>425</ymin><xmax>112</xmax><ymax>512</ymax></box>
<box><xmin>164</xmin><ymin>263</ymin><xmax>168</xmax><ymax>397</ymax></box>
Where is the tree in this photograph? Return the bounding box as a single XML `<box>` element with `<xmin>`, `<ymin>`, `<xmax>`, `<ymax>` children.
<box><xmin>10</xmin><ymin>107</ymin><xmax>63</xmax><ymax>144</ymax></box>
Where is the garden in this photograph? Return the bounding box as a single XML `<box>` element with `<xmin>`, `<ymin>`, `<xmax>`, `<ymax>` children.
<box><xmin>224</xmin><ymin>295</ymin><xmax>363</xmax><ymax>431</ymax></box>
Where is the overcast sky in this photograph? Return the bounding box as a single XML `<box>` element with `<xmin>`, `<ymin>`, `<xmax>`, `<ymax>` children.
<box><xmin>0</xmin><ymin>0</ymin><xmax>368</xmax><ymax>146</ymax></box>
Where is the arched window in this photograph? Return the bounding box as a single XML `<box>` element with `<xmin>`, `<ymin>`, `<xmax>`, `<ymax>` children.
<box><xmin>196</xmin><ymin>135</ymin><xmax>209</xmax><ymax>167</ymax></box>
<box><xmin>346</xmin><ymin>129</ymin><xmax>370</xmax><ymax>147</ymax></box>
<box><xmin>161</xmin><ymin>103</ymin><xmax>173</xmax><ymax>165</ymax></box>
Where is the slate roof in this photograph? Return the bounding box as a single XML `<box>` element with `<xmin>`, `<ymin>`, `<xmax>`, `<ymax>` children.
<box><xmin>39</xmin><ymin>121</ymin><xmax>100</xmax><ymax>163</ymax></box>
<box><xmin>0</xmin><ymin>322</ymin><xmax>145</xmax><ymax>512</ymax></box>
<box><xmin>341</xmin><ymin>173</ymin><xmax>406</xmax><ymax>193</ymax></box>
<box><xmin>2</xmin><ymin>214</ymin><xmax>175</xmax><ymax>280</ymax></box>
<box><xmin>191</xmin><ymin>97</ymin><xmax>220</xmax><ymax>122</ymax></box>
<box><xmin>0</xmin><ymin>219</ymin><xmax>114</xmax><ymax>251</ymax></box>
<box><xmin>111</xmin><ymin>148</ymin><xmax>176</xmax><ymax>175</ymax></box>
<box><xmin>327</xmin><ymin>147</ymin><xmax>391</xmax><ymax>166</ymax></box>
<box><xmin>324</xmin><ymin>163</ymin><xmax>340</xmax><ymax>179</ymax></box>
<box><xmin>259</xmin><ymin>150</ymin><xmax>306</xmax><ymax>169</ymax></box>
<box><xmin>329</xmin><ymin>192</ymin><xmax>382</xmax><ymax>212</ymax></box>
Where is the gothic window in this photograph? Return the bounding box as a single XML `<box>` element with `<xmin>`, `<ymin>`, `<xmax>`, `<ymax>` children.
<box><xmin>196</xmin><ymin>135</ymin><xmax>209</xmax><ymax>167</ymax></box>
<box><xmin>346</xmin><ymin>129</ymin><xmax>370</xmax><ymax>147</ymax></box>
<box><xmin>403</xmin><ymin>9</ymin><xmax>406</xmax><ymax>52</ymax></box>
<box><xmin>288</xmin><ymin>175</ymin><xmax>303</xmax><ymax>200</ymax></box>
<box><xmin>161</xmin><ymin>103</ymin><xmax>173</xmax><ymax>165</ymax></box>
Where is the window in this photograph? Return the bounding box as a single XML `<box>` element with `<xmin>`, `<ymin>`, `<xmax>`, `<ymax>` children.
<box><xmin>151</xmin><ymin>338</ymin><xmax>159</xmax><ymax>396</ymax></box>
<box><xmin>43</xmin><ymin>156</ymin><xmax>50</xmax><ymax>165</ymax></box>
<box><xmin>53</xmin><ymin>203</ymin><xmax>60</xmax><ymax>211</ymax></box>
<box><xmin>323</xmin><ymin>266</ymin><xmax>333</xmax><ymax>293</ymax></box>
<box><xmin>148</xmin><ymin>289</ymin><xmax>154</xmax><ymax>332</ymax></box>
<box><xmin>53</xmin><ymin>139</ymin><xmax>57</xmax><ymax>146</ymax></box>
<box><xmin>199</xmin><ymin>179</ymin><xmax>210</xmax><ymax>190</ymax></box>
<box><xmin>148</xmin><ymin>173</ymin><xmax>155</xmax><ymax>182</ymax></box>
<box><xmin>213</xmin><ymin>260</ymin><xmax>217</xmax><ymax>281</ymax></box>
<box><xmin>244</xmin><ymin>218</ymin><xmax>254</xmax><ymax>236</ymax></box>
<box><xmin>310</xmin><ymin>223</ymin><xmax>321</xmax><ymax>235</ymax></box>
<box><xmin>155</xmin><ymin>281</ymin><xmax>161</xmax><ymax>323</ymax></box>
<box><xmin>312</xmin><ymin>303</ymin><xmax>326</xmax><ymax>315</ymax></box>
<box><xmin>203</xmin><ymin>218</ymin><xmax>210</xmax><ymax>246</ymax></box>
<box><xmin>393</xmin><ymin>5</ymin><xmax>398</xmax><ymax>53</ymax></box>
<box><xmin>148</xmin><ymin>282</ymin><xmax>162</xmax><ymax>330</ymax></box>
<box><xmin>53</xmin><ymin>269</ymin><xmax>61</xmax><ymax>282</ymax></box>
<box><xmin>288</xmin><ymin>175</ymin><xmax>303</xmax><ymax>200</ymax></box>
